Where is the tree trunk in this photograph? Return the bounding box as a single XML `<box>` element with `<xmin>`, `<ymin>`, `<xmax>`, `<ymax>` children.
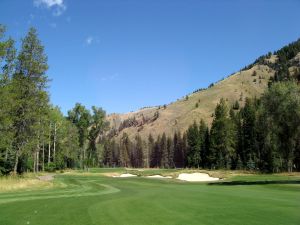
<box><xmin>13</xmin><ymin>150</ymin><xmax>19</xmax><ymax>175</ymax></box>
<box><xmin>36</xmin><ymin>151</ymin><xmax>39</xmax><ymax>173</ymax></box>
<box><xmin>33</xmin><ymin>152</ymin><xmax>36</xmax><ymax>173</ymax></box>
<box><xmin>83</xmin><ymin>148</ymin><xmax>86</xmax><ymax>170</ymax></box>
<box><xmin>42</xmin><ymin>139</ymin><xmax>45</xmax><ymax>171</ymax></box>
<box><xmin>5</xmin><ymin>148</ymin><xmax>8</xmax><ymax>161</ymax></box>
<box><xmin>48</xmin><ymin>122</ymin><xmax>51</xmax><ymax>166</ymax></box>
<box><xmin>53</xmin><ymin>122</ymin><xmax>57</xmax><ymax>162</ymax></box>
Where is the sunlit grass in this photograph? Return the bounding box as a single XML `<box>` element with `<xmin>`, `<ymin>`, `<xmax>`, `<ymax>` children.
<box><xmin>0</xmin><ymin>174</ymin><xmax>53</xmax><ymax>192</ymax></box>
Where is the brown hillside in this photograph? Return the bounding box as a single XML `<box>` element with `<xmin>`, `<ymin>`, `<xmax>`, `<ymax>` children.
<box><xmin>106</xmin><ymin>53</ymin><xmax>298</xmax><ymax>140</ymax></box>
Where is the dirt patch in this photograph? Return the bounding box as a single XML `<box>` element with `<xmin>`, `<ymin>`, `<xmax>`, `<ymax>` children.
<box><xmin>37</xmin><ymin>175</ymin><xmax>54</xmax><ymax>181</ymax></box>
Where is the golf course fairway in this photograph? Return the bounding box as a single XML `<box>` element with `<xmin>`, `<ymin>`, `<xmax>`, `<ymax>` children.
<box><xmin>0</xmin><ymin>169</ymin><xmax>299</xmax><ymax>225</ymax></box>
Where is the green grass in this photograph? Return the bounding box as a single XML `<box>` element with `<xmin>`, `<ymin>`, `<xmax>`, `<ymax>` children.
<box><xmin>0</xmin><ymin>169</ymin><xmax>299</xmax><ymax>225</ymax></box>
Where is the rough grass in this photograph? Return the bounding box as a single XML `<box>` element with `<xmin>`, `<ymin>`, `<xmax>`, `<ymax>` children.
<box><xmin>0</xmin><ymin>169</ymin><xmax>299</xmax><ymax>225</ymax></box>
<box><xmin>0</xmin><ymin>174</ymin><xmax>54</xmax><ymax>192</ymax></box>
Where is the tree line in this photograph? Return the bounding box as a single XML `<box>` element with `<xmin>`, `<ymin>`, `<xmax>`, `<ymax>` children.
<box><xmin>0</xmin><ymin>26</ymin><xmax>108</xmax><ymax>175</ymax></box>
<box><xmin>1</xmin><ymin>25</ymin><xmax>299</xmax><ymax>174</ymax></box>
<box><xmin>100</xmin><ymin>81</ymin><xmax>300</xmax><ymax>173</ymax></box>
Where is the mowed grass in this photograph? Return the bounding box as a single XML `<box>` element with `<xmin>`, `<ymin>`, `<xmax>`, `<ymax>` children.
<box><xmin>0</xmin><ymin>169</ymin><xmax>299</xmax><ymax>225</ymax></box>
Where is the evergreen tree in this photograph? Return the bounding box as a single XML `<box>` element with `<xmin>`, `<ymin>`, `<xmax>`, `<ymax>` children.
<box><xmin>173</xmin><ymin>132</ymin><xmax>184</xmax><ymax>168</ymax></box>
<box><xmin>167</xmin><ymin>136</ymin><xmax>174</xmax><ymax>168</ymax></box>
<box><xmin>160</xmin><ymin>133</ymin><xmax>168</xmax><ymax>168</ymax></box>
<box><xmin>0</xmin><ymin>26</ymin><xmax>16</xmax><ymax>174</ymax></box>
<box><xmin>150</xmin><ymin>135</ymin><xmax>161</xmax><ymax>168</ymax></box>
<box><xmin>147</xmin><ymin>134</ymin><xmax>154</xmax><ymax>168</ymax></box>
<box><xmin>11</xmin><ymin>27</ymin><xmax>49</xmax><ymax>174</ymax></box>
<box><xmin>240</xmin><ymin>98</ymin><xmax>257</xmax><ymax>168</ymax></box>
<box><xmin>187</xmin><ymin>121</ymin><xmax>201</xmax><ymax>167</ymax></box>
<box><xmin>182</xmin><ymin>132</ymin><xmax>188</xmax><ymax>167</ymax></box>
<box><xmin>134</xmin><ymin>135</ymin><xmax>144</xmax><ymax>168</ymax></box>
<box><xmin>209</xmin><ymin>99</ymin><xmax>236</xmax><ymax>169</ymax></box>
<box><xmin>201</xmin><ymin>127</ymin><xmax>210</xmax><ymax>168</ymax></box>
<box><xmin>120</xmin><ymin>133</ymin><xmax>131</xmax><ymax>167</ymax></box>
<box><xmin>198</xmin><ymin>119</ymin><xmax>207</xmax><ymax>167</ymax></box>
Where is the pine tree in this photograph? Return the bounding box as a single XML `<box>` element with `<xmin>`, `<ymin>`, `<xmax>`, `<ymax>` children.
<box><xmin>134</xmin><ymin>135</ymin><xmax>144</xmax><ymax>168</ymax></box>
<box><xmin>173</xmin><ymin>132</ymin><xmax>184</xmax><ymax>168</ymax></box>
<box><xmin>198</xmin><ymin>119</ymin><xmax>207</xmax><ymax>167</ymax></box>
<box><xmin>209</xmin><ymin>99</ymin><xmax>236</xmax><ymax>169</ymax></box>
<box><xmin>11</xmin><ymin>27</ymin><xmax>49</xmax><ymax>174</ymax></box>
<box><xmin>201</xmin><ymin>127</ymin><xmax>210</xmax><ymax>168</ymax></box>
<box><xmin>240</xmin><ymin>98</ymin><xmax>257</xmax><ymax>168</ymax></box>
<box><xmin>0</xmin><ymin>27</ymin><xmax>16</xmax><ymax>174</ymax></box>
<box><xmin>120</xmin><ymin>133</ymin><xmax>131</xmax><ymax>167</ymax></box>
<box><xmin>182</xmin><ymin>132</ymin><xmax>188</xmax><ymax>167</ymax></box>
<box><xmin>187</xmin><ymin>121</ymin><xmax>201</xmax><ymax>168</ymax></box>
<box><xmin>147</xmin><ymin>134</ymin><xmax>154</xmax><ymax>168</ymax></box>
<box><xmin>160</xmin><ymin>133</ymin><xmax>168</xmax><ymax>168</ymax></box>
<box><xmin>167</xmin><ymin>136</ymin><xmax>174</xmax><ymax>168</ymax></box>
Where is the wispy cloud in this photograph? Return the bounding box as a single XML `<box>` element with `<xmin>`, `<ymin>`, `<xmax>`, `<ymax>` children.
<box><xmin>27</xmin><ymin>14</ymin><xmax>35</xmax><ymax>25</ymax></box>
<box><xmin>85</xmin><ymin>36</ymin><xmax>100</xmax><ymax>46</ymax></box>
<box><xmin>34</xmin><ymin>0</ymin><xmax>66</xmax><ymax>16</ymax></box>
<box><xmin>86</xmin><ymin>36</ymin><xmax>94</xmax><ymax>45</ymax></box>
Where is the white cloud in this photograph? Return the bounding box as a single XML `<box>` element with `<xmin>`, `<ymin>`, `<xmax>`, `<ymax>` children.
<box><xmin>34</xmin><ymin>0</ymin><xmax>66</xmax><ymax>16</ymax></box>
<box><xmin>34</xmin><ymin>0</ymin><xmax>63</xmax><ymax>8</ymax></box>
<box><xmin>86</xmin><ymin>36</ymin><xmax>94</xmax><ymax>45</ymax></box>
<box><xmin>85</xmin><ymin>36</ymin><xmax>100</xmax><ymax>46</ymax></box>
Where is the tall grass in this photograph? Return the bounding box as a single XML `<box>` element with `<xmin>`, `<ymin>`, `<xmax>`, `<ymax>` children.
<box><xmin>0</xmin><ymin>174</ymin><xmax>53</xmax><ymax>192</ymax></box>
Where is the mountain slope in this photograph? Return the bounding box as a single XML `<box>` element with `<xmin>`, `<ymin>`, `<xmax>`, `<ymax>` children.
<box><xmin>107</xmin><ymin>46</ymin><xmax>300</xmax><ymax>140</ymax></box>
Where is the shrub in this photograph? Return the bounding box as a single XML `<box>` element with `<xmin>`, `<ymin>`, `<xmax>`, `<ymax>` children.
<box><xmin>45</xmin><ymin>162</ymin><xmax>56</xmax><ymax>172</ymax></box>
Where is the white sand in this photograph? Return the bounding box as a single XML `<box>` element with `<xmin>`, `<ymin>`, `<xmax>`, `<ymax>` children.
<box><xmin>113</xmin><ymin>173</ymin><xmax>137</xmax><ymax>178</ymax></box>
<box><xmin>146</xmin><ymin>175</ymin><xmax>172</xmax><ymax>179</ymax></box>
<box><xmin>177</xmin><ymin>173</ymin><xmax>219</xmax><ymax>182</ymax></box>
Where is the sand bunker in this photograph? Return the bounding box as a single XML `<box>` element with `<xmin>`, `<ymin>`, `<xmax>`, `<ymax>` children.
<box><xmin>113</xmin><ymin>173</ymin><xmax>137</xmax><ymax>178</ymax></box>
<box><xmin>146</xmin><ymin>175</ymin><xmax>172</xmax><ymax>179</ymax></box>
<box><xmin>177</xmin><ymin>173</ymin><xmax>219</xmax><ymax>182</ymax></box>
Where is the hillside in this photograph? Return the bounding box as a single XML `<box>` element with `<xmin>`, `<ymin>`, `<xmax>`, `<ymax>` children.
<box><xmin>107</xmin><ymin>49</ymin><xmax>300</xmax><ymax>141</ymax></box>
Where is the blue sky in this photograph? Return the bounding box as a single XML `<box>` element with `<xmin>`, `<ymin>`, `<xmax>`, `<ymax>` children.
<box><xmin>1</xmin><ymin>0</ymin><xmax>300</xmax><ymax>114</ymax></box>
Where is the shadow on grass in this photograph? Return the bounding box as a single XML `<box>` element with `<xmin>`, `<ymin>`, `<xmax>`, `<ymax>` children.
<box><xmin>208</xmin><ymin>180</ymin><xmax>300</xmax><ymax>186</ymax></box>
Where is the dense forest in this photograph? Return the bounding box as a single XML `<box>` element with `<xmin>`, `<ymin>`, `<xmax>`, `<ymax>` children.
<box><xmin>0</xmin><ymin>26</ymin><xmax>300</xmax><ymax>175</ymax></box>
